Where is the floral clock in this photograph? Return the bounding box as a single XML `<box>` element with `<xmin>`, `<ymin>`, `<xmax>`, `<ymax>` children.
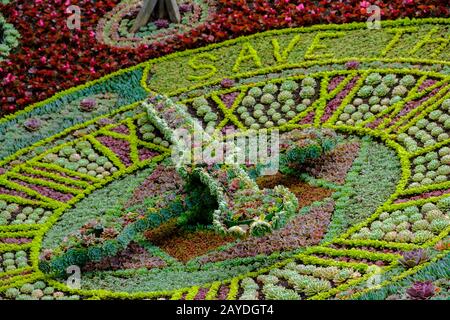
<box><xmin>0</xmin><ymin>18</ymin><xmax>449</xmax><ymax>300</ymax></box>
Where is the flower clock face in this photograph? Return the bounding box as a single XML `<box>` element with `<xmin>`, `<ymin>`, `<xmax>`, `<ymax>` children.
<box><xmin>0</xmin><ymin>13</ymin><xmax>20</xmax><ymax>61</ymax></box>
<box><xmin>0</xmin><ymin>18</ymin><xmax>449</xmax><ymax>301</ymax></box>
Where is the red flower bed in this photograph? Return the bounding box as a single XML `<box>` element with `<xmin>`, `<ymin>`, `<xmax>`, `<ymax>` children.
<box><xmin>0</xmin><ymin>0</ymin><xmax>448</xmax><ymax>116</ymax></box>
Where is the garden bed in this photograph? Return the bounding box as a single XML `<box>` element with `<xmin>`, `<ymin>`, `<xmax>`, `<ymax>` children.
<box><xmin>0</xmin><ymin>4</ymin><xmax>449</xmax><ymax>301</ymax></box>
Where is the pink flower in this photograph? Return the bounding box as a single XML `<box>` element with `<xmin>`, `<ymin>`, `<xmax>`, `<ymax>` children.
<box><xmin>61</xmin><ymin>62</ymin><xmax>70</xmax><ymax>71</ymax></box>
<box><xmin>230</xmin><ymin>179</ymin><xmax>240</xmax><ymax>191</ymax></box>
<box><xmin>40</xmin><ymin>56</ymin><xmax>47</xmax><ymax>64</ymax></box>
<box><xmin>360</xmin><ymin>1</ymin><xmax>371</xmax><ymax>8</ymax></box>
<box><xmin>3</xmin><ymin>73</ymin><xmax>16</xmax><ymax>85</ymax></box>
<box><xmin>220</xmin><ymin>78</ymin><xmax>235</xmax><ymax>88</ymax></box>
<box><xmin>296</xmin><ymin>4</ymin><xmax>305</xmax><ymax>11</ymax></box>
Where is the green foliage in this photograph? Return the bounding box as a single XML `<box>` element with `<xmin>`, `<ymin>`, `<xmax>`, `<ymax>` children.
<box><xmin>0</xmin><ymin>69</ymin><xmax>147</xmax><ymax>159</ymax></box>
<box><xmin>358</xmin><ymin>254</ymin><xmax>450</xmax><ymax>300</ymax></box>
<box><xmin>177</xmin><ymin>175</ymin><xmax>218</xmax><ymax>227</ymax></box>
<box><xmin>279</xmin><ymin>128</ymin><xmax>338</xmax><ymax>175</ymax></box>
<box><xmin>3</xmin><ymin>19</ymin><xmax>450</xmax><ymax>300</ymax></box>
<box><xmin>326</xmin><ymin>137</ymin><xmax>401</xmax><ymax>241</ymax></box>
<box><xmin>42</xmin><ymin>166</ymin><xmax>156</xmax><ymax>250</ymax></box>
<box><xmin>262</xmin><ymin>284</ymin><xmax>300</xmax><ymax>300</ymax></box>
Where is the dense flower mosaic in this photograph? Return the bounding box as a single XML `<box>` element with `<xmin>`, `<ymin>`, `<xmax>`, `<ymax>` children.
<box><xmin>0</xmin><ymin>1</ymin><xmax>449</xmax><ymax>301</ymax></box>
<box><xmin>0</xmin><ymin>0</ymin><xmax>449</xmax><ymax>114</ymax></box>
<box><xmin>96</xmin><ymin>0</ymin><xmax>217</xmax><ymax>48</ymax></box>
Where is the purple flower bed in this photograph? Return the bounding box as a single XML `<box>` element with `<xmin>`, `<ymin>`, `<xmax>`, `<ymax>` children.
<box><xmin>11</xmin><ymin>179</ymin><xmax>73</xmax><ymax>202</ymax></box>
<box><xmin>321</xmin><ymin>77</ymin><xmax>360</xmax><ymax>122</ymax></box>
<box><xmin>328</xmin><ymin>75</ymin><xmax>346</xmax><ymax>92</ymax></box>
<box><xmin>217</xmin><ymin>285</ymin><xmax>230</xmax><ymax>300</ymax></box>
<box><xmin>304</xmin><ymin>142</ymin><xmax>360</xmax><ymax>184</ymax></box>
<box><xmin>138</xmin><ymin>147</ymin><xmax>159</xmax><ymax>162</ymax></box>
<box><xmin>198</xmin><ymin>200</ymin><xmax>335</xmax><ymax>265</ymax></box>
<box><xmin>0</xmin><ymin>238</ymin><xmax>32</xmax><ymax>244</ymax></box>
<box><xmin>0</xmin><ymin>185</ymin><xmax>34</xmax><ymax>200</ymax></box>
<box><xmin>298</xmin><ymin>111</ymin><xmax>315</xmax><ymax>125</ymax></box>
<box><xmin>124</xmin><ymin>165</ymin><xmax>184</xmax><ymax>212</ymax></box>
<box><xmin>418</xmin><ymin>79</ymin><xmax>438</xmax><ymax>92</ymax></box>
<box><xmin>97</xmin><ymin>135</ymin><xmax>133</xmax><ymax>166</ymax></box>
<box><xmin>365</xmin><ymin>117</ymin><xmax>384</xmax><ymax>129</ymax></box>
<box><xmin>110</xmin><ymin>124</ymin><xmax>130</xmax><ymax>135</ymax></box>
<box><xmin>220</xmin><ymin>91</ymin><xmax>240</xmax><ymax>108</ymax></box>
<box><xmin>387</xmin><ymin>86</ymin><xmax>443</xmax><ymax>130</ymax></box>
<box><xmin>194</xmin><ymin>288</ymin><xmax>209</xmax><ymax>300</ymax></box>
<box><xmin>394</xmin><ymin>188</ymin><xmax>450</xmax><ymax>203</ymax></box>
<box><xmin>21</xmin><ymin>173</ymin><xmax>83</xmax><ymax>191</ymax></box>
<box><xmin>32</xmin><ymin>166</ymin><xmax>84</xmax><ymax>181</ymax></box>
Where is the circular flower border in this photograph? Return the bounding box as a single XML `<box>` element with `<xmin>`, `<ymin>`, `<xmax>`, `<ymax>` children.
<box><xmin>96</xmin><ymin>0</ymin><xmax>217</xmax><ymax>49</ymax></box>
<box><xmin>0</xmin><ymin>18</ymin><xmax>449</xmax><ymax>300</ymax></box>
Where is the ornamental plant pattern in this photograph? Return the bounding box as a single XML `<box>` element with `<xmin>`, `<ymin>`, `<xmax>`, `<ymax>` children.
<box><xmin>0</xmin><ymin>9</ymin><xmax>449</xmax><ymax>300</ymax></box>
<box><xmin>0</xmin><ymin>0</ymin><xmax>449</xmax><ymax>114</ymax></box>
<box><xmin>96</xmin><ymin>0</ymin><xmax>218</xmax><ymax>48</ymax></box>
<box><xmin>0</xmin><ymin>13</ymin><xmax>20</xmax><ymax>61</ymax></box>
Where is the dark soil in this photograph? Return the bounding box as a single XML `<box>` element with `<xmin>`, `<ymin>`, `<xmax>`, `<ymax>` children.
<box><xmin>144</xmin><ymin>219</ymin><xmax>235</xmax><ymax>263</ymax></box>
<box><xmin>256</xmin><ymin>172</ymin><xmax>332</xmax><ymax>207</ymax></box>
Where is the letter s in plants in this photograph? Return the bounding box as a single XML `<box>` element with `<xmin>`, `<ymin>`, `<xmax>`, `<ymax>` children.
<box><xmin>187</xmin><ymin>53</ymin><xmax>218</xmax><ymax>81</ymax></box>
